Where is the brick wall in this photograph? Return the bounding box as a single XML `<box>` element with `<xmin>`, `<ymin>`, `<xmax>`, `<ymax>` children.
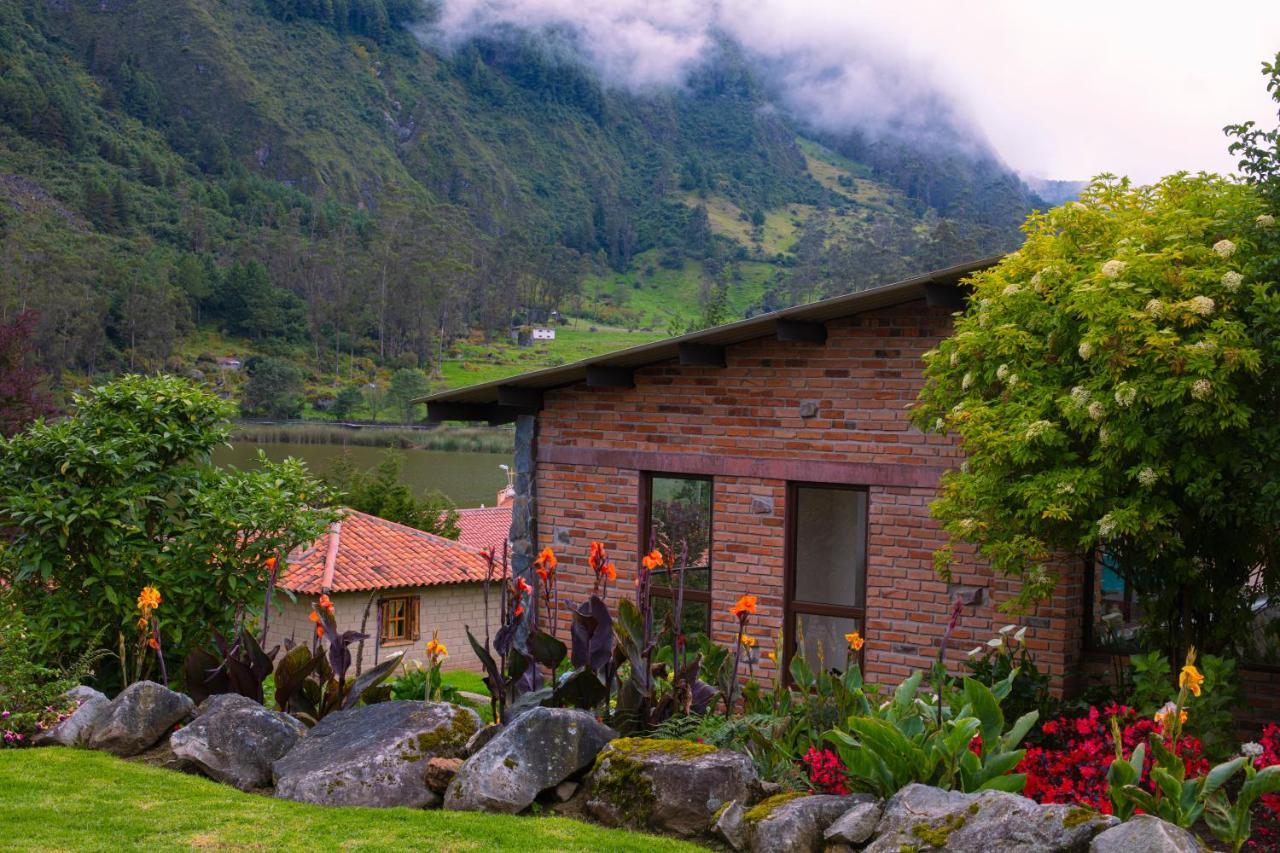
<box><xmin>275</xmin><ymin>583</ymin><xmax>497</xmax><ymax>674</ymax></box>
<box><xmin>532</xmin><ymin>299</ymin><xmax>1087</xmax><ymax>692</ymax></box>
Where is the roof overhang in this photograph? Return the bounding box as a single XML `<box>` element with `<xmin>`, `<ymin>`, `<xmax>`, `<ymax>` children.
<box><xmin>421</xmin><ymin>255</ymin><xmax>999</xmax><ymax>421</ymax></box>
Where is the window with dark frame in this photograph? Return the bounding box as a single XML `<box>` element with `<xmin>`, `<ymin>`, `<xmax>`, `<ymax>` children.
<box><xmin>643</xmin><ymin>473</ymin><xmax>713</xmax><ymax>637</ymax></box>
<box><xmin>378</xmin><ymin>595</ymin><xmax>420</xmax><ymax>645</ymax></box>
<box><xmin>785</xmin><ymin>484</ymin><xmax>868</xmax><ymax>673</ymax></box>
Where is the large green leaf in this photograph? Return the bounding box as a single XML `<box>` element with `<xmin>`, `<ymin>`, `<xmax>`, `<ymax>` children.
<box><xmin>961</xmin><ymin>678</ymin><xmax>1004</xmax><ymax>751</ymax></box>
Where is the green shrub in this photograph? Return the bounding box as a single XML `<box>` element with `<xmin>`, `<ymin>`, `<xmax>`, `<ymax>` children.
<box><xmin>0</xmin><ymin>605</ymin><xmax>106</xmax><ymax>747</ymax></box>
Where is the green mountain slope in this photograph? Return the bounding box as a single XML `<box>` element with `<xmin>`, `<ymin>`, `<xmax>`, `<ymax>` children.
<box><xmin>0</xmin><ymin>0</ymin><xmax>1041</xmax><ymax>408</ymax></box>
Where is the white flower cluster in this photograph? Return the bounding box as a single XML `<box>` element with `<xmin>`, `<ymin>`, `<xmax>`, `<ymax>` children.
<box><xmin>1214</xmin><ymin>239</ymin><xmax>1237</xmax><ymax>258</ymax></box>
<box><xmin>950</xmin><ymin>350</ymin><xmax>960</xmax><ymax>366</ymax></box>
<box><xmin>1188</xmin><ymin>295</ymin><xmax>1215</xmax><ymax>316</ymax></box>
<box><xmin>962</xmin><ymin>372</ymin><xmax>974</xmax><ymax>390</ymax></box>
<box><xmin>1003</xmin><ymin>283</ymin><xmax>1020</xmax><ymax>297</ymax></box>
<box><xmin>933</xmin><ymin>417</ymin><xmax>945</xmax><ymax>432</ymax></box>
<box><xmin>1025</xmin><ymin>420</ymin><xmax>1054</xmax><ymax>440</ymax></box>
<box><xmin>958</xmin><ymin>518</ymin><xmax>977</xmax><ymax>531</ymax></box>
<box><xmin>1137</xmin><ymin>467</ymin><xmax>1158</xmax><ymax>487</ymax></box>
<box><xmin>1189</xmin><ymin>340</ymin><xmax>1216</xmax><ymax>354</ymax></box>
<box><xmin>1007</xmin><ymin>373</ymin><xmax>1020</xmax><ymax>387</ymax></box>
<box><xmin>1191</xmin><ymin>378</ymin><xmax>1213</xmax><ymax>400</ymax></box>
<box><xmin>1078</xmin><ymin>341</ymin><xmax>1094</xmax><ymax>361</ymax></box>
<box><xmin>1088</xmin><ymin>401</ymin><xmax>1105</xmax><ymax>421</ymax></box>
<box><xmin>1257</xmin><ymin>214</ymin><xmax>1276</xmax><ymax>228</ymax></box>
<box><xmin>996</xmin><ymin>363</ymin><xmax>1010</xmax><ymax>381</ymax></box>
<box><xmin>1101</xmin><ymin>260</ymin><xmax>1127</xmax><ymax>279</ymax></box>
<box><xmin>1098</xmin><ymin>513</ymin><xmax>1117</xmax><ymax>538</ymax></box>
<box><xmin>1242</xmin><ymin>742</ymin><xmax>1265</xmax><ymax>758</ymax></box>
<box><xmin>1070</xmin><ymin>386</ymin><xmax>1090</xmax><ymax>408</ymax></box>
<box><xmin>1098</xmin><ymin>425</ymin><xmax>1112</xmax><ymax>445</ymax></box>
<box><xmin>1221</xmin><ymin>271</ymin><xmax>1243</xmax><ymax>292</ymax></box>
<box><xmin>1057</xmin><ymin>481</ymin><xmax>1076</xmax><ymax>495</ymax></box>
<box><xmin>1144</xmin><ymin>299</ymin><xmax>1165</xmax><ymax>318</ymax></box>
<box><xmin>1114</xmin><ymin>384</ymin><xmax>1137</xmax><ymax>408</ymax></box>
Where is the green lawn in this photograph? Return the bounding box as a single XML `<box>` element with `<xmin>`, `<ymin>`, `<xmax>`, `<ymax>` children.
<box><xmin>0</xmin><ymin>748</ymin><xmax>704</xmax><ymax>852</ymax></box>
<box><xmin>441</xmin><ymin>669</ymin><xmax>490</xmax><ymax>696</ymax></box>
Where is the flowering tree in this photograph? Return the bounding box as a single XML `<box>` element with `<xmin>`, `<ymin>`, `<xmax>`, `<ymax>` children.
<box><xmin>913</xmin><ymin>173</ymin><xmax>1280</xmax><ymax>654</ymax></box>
<box><xmin>0</xmin><ymin>375</ymin><xmax>338</xmax><ymax>686</ymax></box>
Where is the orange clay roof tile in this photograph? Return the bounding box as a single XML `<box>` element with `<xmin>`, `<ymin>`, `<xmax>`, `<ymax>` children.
<box><xmin>282</xmin><ymin>508</ymin><xmax>492</xmax><ymax>594</ymax></box>
<box><xmin>456</xmin><ymin>505</ymin><xmax>512</xmax><ymax>552</ymax></box>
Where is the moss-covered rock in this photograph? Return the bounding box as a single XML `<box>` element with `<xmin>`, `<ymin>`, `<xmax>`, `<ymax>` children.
<box><xmin>273</xmin><ymin>700</ymin><xmax>480</xmax><ymax>809</ymax></box>
<box><xmin>583</xmin><ymin>737</ymin><xmax>762</xmax><ymax>838</ymax></box>
<box><xmin>746</xmin><ymin>793</ymin><xmax>874</xmax><ymax>853</ymax></box>
<box><xmin>865</xmin><ymin>784</ymin><xmax>1118</xmax><ymax>852</ymax></box>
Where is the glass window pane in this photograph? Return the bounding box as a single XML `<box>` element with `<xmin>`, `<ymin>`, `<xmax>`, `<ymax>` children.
<box><xmin>651</xmin><ymin>595</ymin><xmax>710</xmax><ymax>640</ymax></box>
<box><xmin>650</xmin><ymin>567</ymin><xmax>710</xmax><ymax>591</ymax></box>
<box><xmin>793</xmin><ymin>487</ymin><xmax>866</xmax><ymax>607</ymax></box>
<box><xmin>649</xmin><ymin>477</ymin><xmax>712</xmax><ymax>568</ymax></box>
<box><xmin>1091</xmin><ymin>551</ymin><xmax>1143</xmax><ymax>652</ymax></box>
<box><xmin>795</xmin><ymin>612</ymin><xmax>862</xmax><ymax>673</ymax></box>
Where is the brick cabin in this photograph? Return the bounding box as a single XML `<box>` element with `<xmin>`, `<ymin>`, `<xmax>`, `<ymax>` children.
<box><xmin>422</xmin><ymin>259</ymin><xmax>1280</xmax><ymax>723</ymax></box>
<box><xmin>277</xmin><ymin>508</ymin><xmax>505</xmax><ymax>673</ymax></box>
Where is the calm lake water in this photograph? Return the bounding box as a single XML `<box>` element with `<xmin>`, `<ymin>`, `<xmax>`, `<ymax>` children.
<box><xmin>213</xmin><ymin>441</ymin><xmax>513</xmax><ymax>509</ymax></box>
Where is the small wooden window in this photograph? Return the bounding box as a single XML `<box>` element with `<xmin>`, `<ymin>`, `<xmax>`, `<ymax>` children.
<box><xmin>785</xmin><ymin>483</ymin><xmax>868</xmax><ymax>672</ymax></box>
<box><xmin>379</xmin><ymin>595</ymin><xmax>420</xmax><ymax>644</ymax></box>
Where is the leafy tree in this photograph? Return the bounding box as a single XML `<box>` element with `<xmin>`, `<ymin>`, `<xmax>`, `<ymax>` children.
<box><xmin>241</xmin><ymin>356</ymin><xmax>306</xmax><ymax>419</ymax></box>
<box><xmin>0</xmin><ymin>375</ymin><xmax>337</xmax><ymax>684</ymax></box>
<box><xmin>0</xmin><ymin>310</ymin><xmax>55</xmax><ymax>437</ymax></box>
<box><xmin>324</xmin><ymin>450</ymin><xmax>460</xmax><ymax>538</ymax></box>
<box><xmin>330</xmin><ymin>385</ymin><xmax>364</xmax><ymax>420</ymax></box>
<box><xmin>913</xmin><ymin>174</ymin><xmax>1280</xmax><ymax>657</ymax></box>
<box><xmin>387</xmin><ymin>367</ymin><xmax>430</xmax><ymax>423</ymax></box>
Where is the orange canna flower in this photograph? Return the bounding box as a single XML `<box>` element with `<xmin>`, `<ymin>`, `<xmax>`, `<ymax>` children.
<box><xmin>537</xmin><ymin>547</ymin><xmax>558</xmax><ymax>571</ymax></box>
<box><xmin>318</xmin><ymin>594</ymin><xmax>333</xmax><ymax>612</ymax></box>
<box><xmin>147</xmin><ymin>637</ymin><xmax>160</xmax><ymax>651</ymax></box>
<box><xmin>845</xmin><ymin>631</ymin><xmax>865</xmax><ymax>651</ymax></box>
<box><xmin>315</xmin><ymin>625</ymin><xmax>325</xmax><ymax>638</ymax></box>
<box><xmin>265</xmin><ymin>556</ymin><xmax>278</xmax><ymax>572</ymax></box>
<box><xmin>137</xmin><ymin>586</ymin><xmax>161</xmax><ymax>612</ymax></box>
<box><xmin>137</xmin><ymin>616</ymin><xmax>149</xmax><ymax>630</ymax></box>
<box><xmin>426</xmin><ymin>633</ymin><xmax>448</xmax><ymax>660</ymax></box>
<box><xmin>641</xmin><ymin>550</ymin><xmax>664</xmax><ymax>571</ymax></box>
<box><xmin>603</xmin><ymin>562</ymin><xmax>617</xmax><ymax>582</ymax></box>
<box><xmin>514</xmin><ymin>604</ymin><xmax>525</xmax><ymax>618</ymax></box>
<box><xmin>516</xmin><ymin>577</ymin><xmax>532</xmax><ymax>594</ymax></box>
<box><xmin>730</xmin><ymin>594</ymin><xmax>757</xmax><ymax>620</ymax></box>
<box><xmin>308</xmin><ymin>610</ymin><xmax>320</xmax><ymax>624</ymax></box>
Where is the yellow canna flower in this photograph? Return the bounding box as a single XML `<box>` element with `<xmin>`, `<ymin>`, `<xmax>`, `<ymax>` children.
<box><xmin>136</xmin><ymin>586</ymin><xmax>161</xmax><ymax>613</ymax></box>
<box><xmin>741</xmin><ymin>634</ymin><xmax>757</xmax><ymax>649</ymax></box>
<box><xmin>845</xmin><ymin>631</ymin><xmax>865</xmax><ymax>651</ymax></box>
<box><xmin>1179</xmin><ymin>664</ymin><xmax>1205</xmax><ymax>697</ymax></box>
<box><xmin>766</xmin><ymin>651</ymin><xmax>777</xmax><ymax>663</ymax></box>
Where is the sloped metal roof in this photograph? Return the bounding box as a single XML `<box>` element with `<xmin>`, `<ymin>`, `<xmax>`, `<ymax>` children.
<box><xmin>421</xmin><ymin>255</ymin><xmax>998</xmax><ymax>410</ymax></box>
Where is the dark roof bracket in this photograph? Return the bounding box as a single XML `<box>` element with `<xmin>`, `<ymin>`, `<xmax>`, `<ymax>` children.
<box><xmin>678</xmin><ymin>342</ymin><xmax>726</xmax><ymax>367</ymax></box>
<box><xmin>924</xmin><ymin>281</ymin><xmax>969</xmax><ymax>310</ymax></box>
<box><xmin>775</xmin><ymin>318</ymin><xmax>827</xmax><ymax>344</ymax></box>
<box><xmin>497</xmin><ymin>385</ymin><xmax>544</xmax><ymax>410</ymax></box>
<box><xmin>586</xmin><ymin>365</ymin><xmax>635</xmax><ymax>389</ymax></box>
<box><xmin>427</xmin><ymin>401</ymin><xmax>519</xmax><ymax>426</ymax></box>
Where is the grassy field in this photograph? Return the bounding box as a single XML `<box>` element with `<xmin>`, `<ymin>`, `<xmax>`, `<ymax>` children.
<box><xmin>0</xmin><ymin>749</ymin><xmax>704</xmax><ymax>852</ymax></box>
<box><xmin>437</xmin><ymin>326</ymin><xmax>666</xmax><ymax>388</ymax></box>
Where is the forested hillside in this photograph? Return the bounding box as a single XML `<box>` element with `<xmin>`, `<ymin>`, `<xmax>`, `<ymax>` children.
<box><xmin>0</xmin><ymin>0</ymin><xmax>1048</xmax><ymax>415</ymax></box>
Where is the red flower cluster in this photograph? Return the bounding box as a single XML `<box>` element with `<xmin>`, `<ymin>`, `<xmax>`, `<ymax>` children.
<box><xmin>802</xmin><ymin>747</ymin><xmax>849</xmax><ymax>795</ymax></box>
<box><xmin>1248</xmin><ymin>724</ymin><xmax>1280</xmax><ymax>851</ymax></box>
<box><xmin>1019</xmin><ymin>704</ymin><xmax>1208</xmax><ymax>813</ymax></box>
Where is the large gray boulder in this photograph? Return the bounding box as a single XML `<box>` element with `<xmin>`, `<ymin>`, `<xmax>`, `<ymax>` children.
<box><xmin>746</xmin><ymin>794</ymin><xmax>875</xmax><ymax>853</ymax></box>
<box><xmin>1089</xmin><ymin>815</ymin><xmax>1207</xmax><ymax>852</ymax></box>
<box><xmin>273</xmin><ymin>701</ymin><xmax>480</xmax><ymax>808</ymax></box>
<box><xmin>583</xmin><ymin>737</ymin><xmax>763</xmax><ymax>838</ymax></box>
<box><xmin>87</xmin><ymin>681</ymin><xmax>195</xmax><ymax>757</ymax></box>
<box><xmin>445</xmin><ymin>707</ymin><xmax>617</xmax><ymax>814</ymax></box>
<box><xmin>824</xmin><ymin>799</ymin><xmax>884</xmax><ymax>846</ymax></box>
<box><xmin>865</xmin><ymin>784</ymin><xmax>1117</xmax><ymax>853</ymax></box>
<box><xmin>170</xmin><ymin>694</ymin><xmax>306</xmax><ymax>790</ymax></box>
<box><xmin>33</xmin><ymin>686</ymin><xmax>110</xmax><ymax>747</ymax></box>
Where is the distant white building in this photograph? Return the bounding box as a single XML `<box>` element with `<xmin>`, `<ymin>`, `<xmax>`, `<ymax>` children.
<box><xmin>531</xmin><ymin>327</ymin><xmax>556</xmax><ymax>341</ymax></box>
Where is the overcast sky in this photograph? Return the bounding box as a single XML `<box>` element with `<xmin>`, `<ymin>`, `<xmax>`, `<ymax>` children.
<box><xmin>433</xmin><ymin>1</ymin><xmax>1280</xmax><ymax>183</ymax></box>
<box><xmin>824</xmin><ymin>1</ymin><xmax>1280</xmax><ymax>182</ymax></box>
